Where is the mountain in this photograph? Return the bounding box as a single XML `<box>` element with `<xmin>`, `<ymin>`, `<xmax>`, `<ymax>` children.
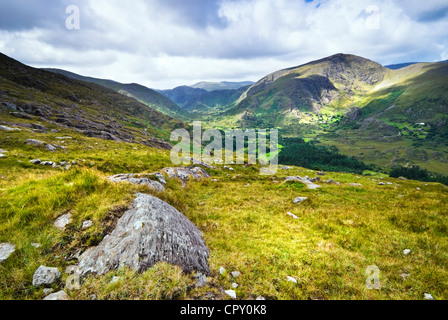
<box><xmin>43</xmin><ymin>68</ymin><xmax>188</xmax><ymax>120</ymax></box>
<box><xmin>158</xmin><ymin>84</ymin><xmax>252</xmax><ymax>116</ymax></box>
<box><xmin>0</xmin><ymin>53</ymin><xmax>186</xmax><ymax>147</ymax></box>
<box><xmin>208</xmin><ymin>53</ymin><xmax>448</xmax><ymax>174</ymax></box>
<box><xmin>190</xmin><ymin>81</ymin><xmax>254</xmax><ymax>92</ymax></box>
<box><xmin>385</xmin><ymin>62</ymin><xmax>418</xmax><ymax>70</ymax></box>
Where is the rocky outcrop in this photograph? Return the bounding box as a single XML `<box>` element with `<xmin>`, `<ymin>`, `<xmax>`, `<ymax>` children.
<box><xmin>161</xmin><ymin>166</ymin><xmax>211</xmax><ymax>186</ymax></box>
<box><xmin>284</xmin><ymin>176</ymin><xmax>321</xmax><ymax>189</ymax></box>
<box><xmin>107</xmin><ymin>174</ymin><xmax>165</xmax><ymax>192</ymax></box>
<box><xmin>77</xmin><ymin>193</ymin><xmax>210</xmax><ymax>277</ymax></box>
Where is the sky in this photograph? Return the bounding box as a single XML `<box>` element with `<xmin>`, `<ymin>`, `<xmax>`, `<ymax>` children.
<box><xmin>0</xmin><ymin>0</ymin><xmax>447</xmax><ymax>89</ymax></box>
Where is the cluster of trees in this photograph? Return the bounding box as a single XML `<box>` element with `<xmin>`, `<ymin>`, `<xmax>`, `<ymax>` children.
<box><xmin>279</xmin><ymin>138</ymin><xmax>373</xmax><ymax>174</ymax></box>
<box><xmin>389</xmin><ymin>165</ymin><xmax>448</xmax><ymax>186</ymax></box>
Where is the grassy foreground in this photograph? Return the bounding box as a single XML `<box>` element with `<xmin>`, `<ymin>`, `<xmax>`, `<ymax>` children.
<box><xmin>1</xmin><ymin>126</ymin><xmax>447</xmax><ymax>300</ymax></box>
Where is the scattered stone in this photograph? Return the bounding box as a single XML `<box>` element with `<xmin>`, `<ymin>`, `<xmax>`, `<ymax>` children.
<box><xmin>43</xmin><ymin>291</ymin><xmax>70</xmax><ymax>300</ymax></box>
<box><xmin>287</xmin><ymin>276</ymin><xmax>297</xmax><ymax>283</ymax></box>
<box><xmin>403</xmin><ymin>249</ymin><xmax>411</xmax><ymax>255</ymax></box>
<box><xmin>53</xmin><ymin>213</ymin><xmax>72</xmax><ymax>230</ymax></box>
<box><xmin>244</xmin><ymin>184</ymin><xmax>250</xmax><ymax>187</ymax></box>
<box><xmin>161</xmin><ymin>166</ymin><xmax>211</xmax><ymax>186</ymax></box>
<box><xmin>309</xmin><ymin>177</ymin><xmax>320</xmax><ymax>183</ymax></box>
<box><xmin>55</xmin><ymin>136</ymin><xmax>72</xmax><ymax>140</ymax></box>
<box><xmin>225</xmin><ymin>290</ymin><xmax>237</xmax><ymax>299</ymax></box>
<box><xmin>65</xmin><ymin>165</ymin><xmax>71</xmax><ymax>171</ymax></box>
<box><xmin>232</xmin><ymin>283</ymin><xmax>239</xmax><ymax>289</ymax></box>
<box><xmin>317</xmin><ymin>172</ymin><xmax>326</xmax><ymax>176</ymax></box>
<box><xmin>398</xmin><ymin>176</ymin><xmax>407</xmax><ymax>180</ymax></box>
<box><xmin>32</xmin><ymin>265</ymin><xmax>61</xmax><ymax>286</ymax></box>
<box><xmin>348</xmin><ymin>183</ymin><xmax>363</xmax><ymax>187</ymax></box>
<box><xmin>77</xmin><ymin>194</ymin><xmax>210</xmax><ymax>277</ymax></box>
<box><xmin>46</xmin><ymin>144</ymin><xmax>57</xmax><ymax>152</ymax></box>
<box><xmin>30</xmin><ymin>159</ymin><xmax>41</xmax><ymax>165</ymax></box>
<box><xmin>110</xmin><ymin>276</ymin><xmax>120</xmax><ymax>284</ymax></box>
<box><xmin>107</xmin><ymin>174</ymin><xmax>165</xmax><ymax>192</ymax></box>
<box><xmin>416</xmin><ymin>188</ymin><xmax>421</xmax><ymax>191</ymax></box>
<box><xmin>26</xmin><ymin>139</ymin><xmax>44</xmax><ymax>146</ymax></box>
<box><xmin>0</xmin><ymin>153</ymin><xmax>5</xmax><ymax>158</ymax></box>
<box><xmin>387</xmin><ymin>182</ymin><xmax>393</xmax><ymax>185</ymax></box>
<box><xmin>190</xmin><ymin>158</ymin><xmax>217</xmax><ymax>169</ymax></box>
<box><xmin>286</xmin><ymin>212</ymin><xmax>299</xmax><ymax>219</ymax></box>
<box><xmin>256</xmin><ymin>296</ymin><xmax>266</xmax><ymax>300</ymax></box>
<box><xmin>284</xmin><ymin>176</ymin><xmax>320</xmax><ymax>189</ymax></box>
<box><xmin>378</xmin><ymin>182</ymin><xmax>386</xmax><ymax>186</ymax></box>
<box><xmin>0</xmin><ymin>243</ymin><xmax>16</xmax><ymax>262</ymax></box>
<box><xmin>219</xmin><ymin>267</ymin><xmax>226</xmax><ymax>275</ymax></box>
<box><xmin>293</xmin><ymin>197</ymin><xmax>308</xmax><ymax>204</ymax></box>
<box><xmin>424</xmin><ymin>293</ymin><xmax>434</xmax><ymax>300</ymax></box>
<box><xmin>231</xmin><ymin>271</ymin><xmax>241</xmax><ymax>278</ymax></box>
<box><xmin>82</xmin><ymin>220</ymin><xmax>93</xmax><ymax>230</ymax></box>
<box><xmin>194</xmin><ymin>273</ymin><xmax>208</xmax><ymax>287</ymax></box>
<box><xmin>0</xmin><ymin>125</ymin><xmax>21</xmax><ymax>131</ymax></box>
<box><xmin>31</xmin><ymin>243</ymin><xmax>41</xmax><ymax>248</ymax></box>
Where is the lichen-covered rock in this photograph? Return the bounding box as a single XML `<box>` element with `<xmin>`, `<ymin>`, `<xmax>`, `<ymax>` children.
<box><xmin>32</xmin><ymin>266</ymin><xmax>61</xmax><ymax>286</ymax></box>
<box><xmin>77</xmin><ymin>193</ymin><xmax>210</xmax><ymax>277</ymax></box>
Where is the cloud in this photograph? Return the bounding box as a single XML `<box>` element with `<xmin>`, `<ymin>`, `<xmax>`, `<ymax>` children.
<box><xmin>0</xmin><ymin>0</ymin><xmax>447</xmax><ymax>89</ymax></box>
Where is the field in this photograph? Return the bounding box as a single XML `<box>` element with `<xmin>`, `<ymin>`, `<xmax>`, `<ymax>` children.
<box><xmin>1</xmin><ymin>124</ymin><xmax>447</xmax><ymax>300</ymax></box>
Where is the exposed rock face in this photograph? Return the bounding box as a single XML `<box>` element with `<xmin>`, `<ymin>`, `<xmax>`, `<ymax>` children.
<box><xmin>284</xmin><ymin>176</ymin><xmax>321</xmax><ymax>189</ymax></box>
<box><xmin>107</xmin><ymin>174</ymin><xmax>165</xmax><ymax>192</ymax></box>
<box><xmin>161</xmin><ymin>167</ymin><xmax>211</xmax><ymax>186</ymax></box>
<box><xmin>32</xmin><ymin>266</ymin><xmax>61</xmax><ymax>286</ymax></box>
<box><xmin>77</xmin><ymin>193</ymin><xmax>210</xmax><ymax>277</ymax></box>
<box><xmin>0</xmin><ymin>243</ymin><xmax>15</xmax><ymax>262</ymax></box>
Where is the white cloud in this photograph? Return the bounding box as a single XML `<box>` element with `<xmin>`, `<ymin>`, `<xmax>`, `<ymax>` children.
<box><xmin>0</xmin><ymin>0</ymin><xmax>447</xmax><ymax>89</ymax></box>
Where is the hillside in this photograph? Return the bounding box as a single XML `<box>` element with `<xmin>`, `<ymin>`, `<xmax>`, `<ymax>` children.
<box><xmin>205</xmin><ymin>54</ymin><xmax>448</xmax><ymax>175</ymax></box>
<box><xmin>191</xmin><ymin>81</ymin><xmax>254</xmax><ymax>92</ymax></box>
<box><xmin>43</xmin><ymin>68</ymin><xmax>189</xmax><ymax>120</ymax></box>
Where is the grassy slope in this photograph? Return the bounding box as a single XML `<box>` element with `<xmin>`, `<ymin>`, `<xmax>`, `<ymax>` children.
<box><xmin>1</xmin><ymin>124</ymin><xmax>447</xmax><ymax>300</ymax></box>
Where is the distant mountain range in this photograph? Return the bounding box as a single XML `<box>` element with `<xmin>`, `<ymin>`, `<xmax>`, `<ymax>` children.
<box><xmin>190</xmin><ymin>81</ymin><xmax>254</xmax><ymax>92</ymax></box>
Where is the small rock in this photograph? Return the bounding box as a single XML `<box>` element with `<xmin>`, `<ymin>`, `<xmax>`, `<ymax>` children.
<box><xmin>378</xmin><ymin>182</ymin><xmax>386</xmax><ymax>186</ymax></box>
<box><xmin>225</xmin><ymin>290</ymin><xmax>237</xmax><ymax>299</ymax></box>
<box><xmin>82</xmin><ymin>220</ymin><xmax>93</xmax><ymax>230</ymax></box>
<box><xmin>232</xmin><ymin>283</ymin><xmax>239</xmax><ymax>289</ymax></box>
<box><xmin>0</xmin><ymin>125</ymin><xmax>21</xmax><ymax>131</ymax></box>
<box><xmin>32</xmin><ymin>265</ymin><xmax>61</xmax><ymax>286</ymax></box>
<box><xmin>53</xmin><ymin>213</ymin><xmax>72</xmax><ymax>230</ymax></box>
<box><xmin>0</xmin><ymin>243</ymin><xmax>16</xmax><ymax>262</ymax></box>
<box><xmin>110</xmin><ymin>276</ymin><xmax>120</xmax><ymax>284</ymax></box>
<box><xmin>287</xmin><ymin>276</ymin><xmax>297</xmax><ymax>283</ymax></box>
<box><xmin>256</xmin><ymin>296</ymin><xmax>266</xmax><ymax>300</ymax></box>
<box><xmin>26</xmin><ymin>139</ymin><xmax>44</xmax><ymax>146</ymax></box>
<box><xmin>348</xmin><ymin>183</ymin><xmax>363</xmax><ymax>187</ymax></box>
<box><xmin>30</xmin><ymin>159</ymin><xmax>41</xmax><ymax>165</ymax></box>
<box><xmin>424</xmin><ymin>293</ymin><xmax>434</xmax><ymax>300</ymax></box>
<box><xmin>293</xmin><ymin>197</ymin><xmax>307</xmax><ymax>204</ymax></box>
<box><xmin>416</xmin><ymin>188</ymin><xmax>421</xmax><ymax>191</ymax></box>
<box><xmin>45</xmin><ymin>144</ymin><xmax>57</xmax><ymax>152</ymax></box>
<box><xmin>31</xmin><ymin>243</ymin><xmax>41</xmax><ymax>248</ymax></box>
<box><xmin>317</xmin><ymin>172</ymin><xmax>325</xmax><ymax>176</ymax></box>
<box><xmin>403</xmin><ymin>249</ymin><xmax>411</xmax><ymax>255</ymax></box>
<box><xmin>219</xmin><ymin>267</ymin><xmax>226</xmax><ymax>275</ymax></box>
<box><xmin>286</xmin><ymin>212</ymin><xmax>298</xmax><ymax>219</ymax></box>
<box><xmin>400</xmin><ymin>273</ymin><xmax>411</xmax><ymax>280</ymax></box>
<box><xmin>194</xmin><ymin>273</ymin><xmax>208</xmax><ymax>287</ymax></box>
<box><xmin>43</xmin><ymin>291</ymin><xmax>70</xmax><ymax>300</ymax></box>
<box><xmin>231</xmin><ymin>271</ymin><xmax>241</xmax><ymax>278</ymax></box>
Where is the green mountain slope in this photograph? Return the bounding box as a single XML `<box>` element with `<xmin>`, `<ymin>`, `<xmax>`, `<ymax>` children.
<box><xmin>191</xmin><ymin>81</ymin><xmax>254</xmax><ymax>92</ymax></box>
<box><xmin>43</xmin><ymin>68</ymin><xmax>189</xmax><ymax>120</ymax></box>
<box><xmin>204</xmin><ymin>54</ymin><xmax>448</xmax><ymax>174</ymax></box>
<box><xmin>1</xmin><ymin>53</ymin><xmax>186</xmax><ymax>147</ymax></box>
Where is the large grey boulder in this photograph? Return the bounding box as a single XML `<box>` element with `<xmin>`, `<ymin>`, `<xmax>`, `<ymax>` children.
<box><xmin>77</xmin><ymin>193</ymin><xmax>210</xmax><ymax>277</ymax></box>
<box><xmin>32</xmin><ymin>266</ymin><xmax>61</xmax><ymax>286</ymax></box>
<box><xmin>0</xmin><ymin>243</ymin><xmax>15</xmax><ymax>262</ymax></box>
